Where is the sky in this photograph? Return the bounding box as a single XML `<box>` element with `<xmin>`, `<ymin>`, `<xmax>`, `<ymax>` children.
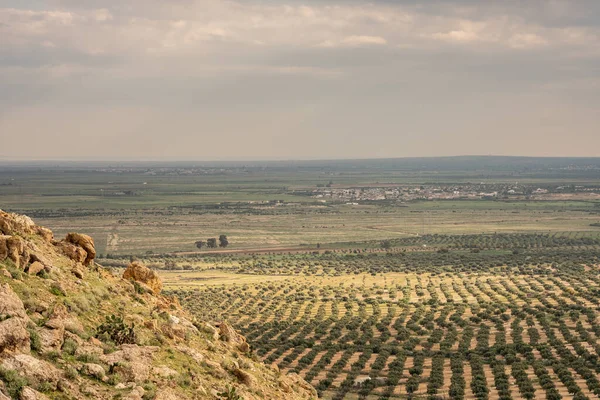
<box><xmin>1</xmin><ymin>0</ymin><xmax>599</xmax><ymax>160</ymax></box>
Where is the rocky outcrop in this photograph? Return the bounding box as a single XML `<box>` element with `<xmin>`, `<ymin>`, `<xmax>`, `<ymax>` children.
<box><xmin>55</xmin><ymin>241</ymin><xmax>87</xmax><ymax>265</ymax></box>
<box><xmin>27</xmin><ymin>261</ymin><xmax>45</xmax><ymax>276</ymax></box>
<box><xmin>100</xmin><ymin>345</ymin><xmax>159</xmax><ymax>383</ymax></box>
<box><xmin>80</xmin><ymin>363</ymin><xmax>106</xmax><ymax>380</ymax></box>
<box><xmin>218</xmin><ymin>322</ymin><xmax>251</xmax><ymax>353</ymax></box>
<box><xmin>0</xmin><ymin>318</ymin><xmax>30</xmax><ymax>355</ymax></box>
<box><xmin>0</xmin><ymin>210</ymin><xmax>318</xmax><ymax>400</ymax></box>
<box><xmin>20</xmin><ymin>387</ymin><xmax>50</xmax><ymax>400</ymax></box>
<box><xmin>64</xmin><ymin>233</ymin><xmax>96</xmax><ymax>266</ymax></box>
<box><xmin>0</xmin><ymin>212</ymin><xmax>53</xmax><ymax>272</ymax></box>
<box><xmin>0</xmin><ymin>284</ymin><xmax>30</xmax><ymax>355</ymax></box>
<box><xmin>0</xmin><ymin>235</ymin><xmax>28</xmax><ymax>269</ymax></box>
<box><xmin>286</xmin><ymin>373</ymin><xmax>319</xmax><ymax>398</ymax></box>
<box><xmin>0</xmin><ymin>211</ymin><xmax>35</xmax><ymax>236</ymax></box>
<box><xmin>1</xmin><ymin>354</ymin><xmax>60</xmax><ymax>389</ymax></box>
<box><xmin>122</xmin><ymin>261</ymin><xmax>162</xmax><ymax>294</ymax></box>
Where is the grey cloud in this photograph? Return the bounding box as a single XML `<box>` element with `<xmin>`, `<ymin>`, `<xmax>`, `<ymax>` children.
<box><xmin>1</xmin><ymin>0</ymin><xmax>599</xmax><ymax>159</ymax></box>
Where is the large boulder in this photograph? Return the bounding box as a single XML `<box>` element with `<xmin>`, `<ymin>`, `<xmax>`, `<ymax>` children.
<box><xmin>79</xmin><ymin>363</ymin><xmax>106</xmax><ymax>380</ymax></box>
<box><xmin>0</xmin><ymin>235</ymin><xmax>28</xmax><ymax>269</ymax></box>
<box><xmin>55</xmin><ymin>241</ymin><xmax>87</xmax><ymax>265</ymax></box>
<box><xmin>0</xmin><ymin>211</ymin><xmax>35</xmax><ymax>236</ymax></box>
<box><xmin>38</xmin><ymin>326</ymin><xmax>64</xmax><ymax>354</ymax></box>
<box><xmin>218</xmin><ymin>322</ymin><xmax>250</xmax><ymax>353</ymax></box>
<box><xmin>64</xmin><ymin>233</ymin><xmax>96</xmax><ymax>266</ymax></box>
<box><xmin>122</xmin><ymin>262</ymin><xmax>162</xmax><ymax>294</ymax></box>
<box><xmin>1</xmin><ymin>354</ymin><xmax>60</xmax><ymax>389</ymax></box>
<box><xmin>100</xmin><ymin>345</ymin><xmax>159</xmax><ymax>383</ymax></box>
<box><xmin>27</xmin><ymin>262</ymin><xmax>45</xmax><ymax>276</ymax></box>
<box><xmin>20</xmin><ymin>387</ymin><xmax>50</xmax><ymax>400</ymax></box>
<box><xmin>34</xmin><ymin>227</ymin><xmax>53</xmax><ymax>242</ymax></box>
<box><xmin>0</xmin><ymin>284</ymin><xmax>30</xmax><ymax>355</ymax></box>
<box><xmin>0</xmin><ymin>284</ymin><xmax>28</xmax><ymax>319</ymax></box>
<box><xmin>0</xmin><ymin>317</ymin><xmax>30</xmax><ymax>355</ymax></box>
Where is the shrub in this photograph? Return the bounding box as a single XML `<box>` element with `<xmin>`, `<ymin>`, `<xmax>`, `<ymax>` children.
<box><xmin>0</xmin><ymin>367</ymin><xmax>29</xmax><ymax>398</ymax></box>
<box><xmin>217</xmin><ymin>386</ymin><xmax>242</xmax><ymax>400</ymax></box>
<box><xmin>96</xmin><ymin>315</ymin><xmax>136</xmax><ymax>345</ymax></box>
<box><xmin>76</xmin><ymin>353</ymin><xmax>100</xmax><ymax>364</ymax></box>
<box><xmin>142</xmin><ymin>381</ymin><xmax>157</xmax><ymax>400</ymax></box>
<box><xmin>62</xmin><ymin>338</ymin><xmax>78</xmax><ymax>356</ymax></box>
<box><xmin>65</xmin><ymin>366</ymin><xmax>78</xmax><ymax>380</ymax></box>
<box><xmin>28</xmin><ymin>327</ymin><xmax>42</xmax><ymax>352</ymax></box>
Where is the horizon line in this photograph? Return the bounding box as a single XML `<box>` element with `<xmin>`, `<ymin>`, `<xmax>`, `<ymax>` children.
<box><xmin>1</xmin><ymin>154</ymin><xmax>600</xmax><ymax>164</ymax></box>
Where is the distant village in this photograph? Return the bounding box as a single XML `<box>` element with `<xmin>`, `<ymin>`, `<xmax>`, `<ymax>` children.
<box><xmin>311</xmin><ymin>184</ymin><xmax>600</xmax><ymax>203</ymax></box>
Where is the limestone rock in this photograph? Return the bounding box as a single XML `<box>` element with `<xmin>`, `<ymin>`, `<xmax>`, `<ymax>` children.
<box><xmin>286</xmin><ymin>373</ymin><xmax>318</xmax><ymax>398</ymax></box>
<box><xmin>101</xmin><ymin>345</ymin><xmax>158</xmax><ymax>383</ymax></box>
<box><xmin>20</xmin><ymin>387</ymin><xmax>50</xmax><ymax>400</ymax></box>
<box><xmin>34</xmin><ymin>226</ymin><xmax>53</xmax><ymax>242</ymax></box>
<box><xmin>175</xmin><ymin>345</ymin><xmax>205</xmax><ymax>364</ymax></box>
<box><xmin>218</xmin><ymin>322</ymin><xmax>251</xmax><ymax>353</ymax></box>
<box><xmin>0</xmin><ymin>317</ymin><xmax>30</xmax><ymax>355</ymax></box>
<box><xmin>0</xmin><ymin>283</ymin><xmax>28</xmax><ymax>319</ymax></box>
<box><xmin>1</xmin><ymin>354</ymin><xmax>60</xmax><ymax>389</ymax></box>
<box><xmin>0</xmin><ymin>211</ymin><xmax>35</xmax><ymax>236</ymax></box>
<box><xmin>64</xmin><ymin>233</ymin><xmax>96</xmax><ymax>266</ymax></box>
<box><xmin>55</xmin><ymin>241</ymin><xmax>87</xmax><ymax>265</ymax></box>
<box><xmin>122</xmin><ymin>262</ymin><xmax>162</xmax><ymax>294</ymax></box>
<box><xmin>0</xmin><ymin>283</ymin><xmax>30</xmax><ymax>355</ymax></box>
<box><xmin>27</xmin><ymin>261</ymin><xmax>45</xmax><ymax>276</ymax></box>
<box><xmin>152</xmin><ymin>366</ymin><xmax>179</xmax><ymax>379</ymax></box>
<box><xmin>37</xmin><ymin>327</ymin><xmax>64</xmax><ymax>354</ymax></box>
<box><xmin>80</xmin><ymin>363</ymin><xmax>106</xmax><ymax>380</ymax></box>
<box><xmin>0</xmin><ymin>235</ymin><xmax>27</xmax><ymax>269</ymax></box>
<box><xmin>74</xmin><ymin>343</ymin><xmax>103</xmax><ymax>358</ymax></box>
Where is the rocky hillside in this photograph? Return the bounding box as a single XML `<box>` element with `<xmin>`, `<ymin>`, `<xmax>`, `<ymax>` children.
<box><xmin>0</xmin><ymin>210</ymin><xmax>317</xmax><ymax>400</ymax></box>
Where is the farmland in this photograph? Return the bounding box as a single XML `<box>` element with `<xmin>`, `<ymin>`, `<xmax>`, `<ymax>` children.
<box><xmin>1</xmin><ymin>157</ymin><xmax>599</xmax><ymax>256</ymax></box>
<box><xmin>167</xmin><ymin>238</ymin><xmax>600</xmax><ymax>399</ymax></box>
<box><xmin>2</xmin><ymin>157</ymin><xmax>600</xmax><ymax>399</ymax></box>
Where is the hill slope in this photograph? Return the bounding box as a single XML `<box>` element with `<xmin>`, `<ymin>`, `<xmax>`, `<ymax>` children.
<box><xmin>0</xmin><ymin>210</ymin><xmax>316</xmax><ymax>400</ymax></box>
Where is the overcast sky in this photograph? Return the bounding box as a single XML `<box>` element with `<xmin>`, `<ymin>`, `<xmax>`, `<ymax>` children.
<box><xmin>1</xmin><ymin>0</ymin><xmax>599</xmax><ymax>160</ymax></box>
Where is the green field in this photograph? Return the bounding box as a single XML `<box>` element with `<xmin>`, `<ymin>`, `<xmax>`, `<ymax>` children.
<box><xmin>1</xmin><ymin>158</ymin><xmax>599</xmax><ymax>256</ymax></box>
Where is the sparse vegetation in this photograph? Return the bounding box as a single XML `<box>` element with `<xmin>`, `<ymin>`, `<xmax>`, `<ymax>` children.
<box><xmin>96</xmin><ymin>315</ymin><xmax>137</xmax><ymax>345</ymax></box>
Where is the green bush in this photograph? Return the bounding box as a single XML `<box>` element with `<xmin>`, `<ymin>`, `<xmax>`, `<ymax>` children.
<box><xmin>65</xmin><ymin>366</ymin><xmax>78</xmax><ymax>380</ymax></box>
<box><xmin>142</xmin><ymin>381</ymin><xmax>157</xmax><ymax>400</ymax></box>
<box><xmin>96</xmin><ymin>315</ymin><xmax>136</xmax><ymax>345</ymax></box>
<box><xmin>217</xmin><ymin>386</ymin><xmax>242</xmax><ymax>400</ymax></box>
<box><xmin>62</xmin><ymin>338</ymin><xmax>78</xmax><ymax>356</ymax></box>
<box><xmin>0</xmin><ymin>367</ymin><xmax>29</xmax><ymax>398</ymax></box>
<box><xmin>28</xmin><ymin>327</ymin><xmax>42</xmax><ymax>352</ymax></box>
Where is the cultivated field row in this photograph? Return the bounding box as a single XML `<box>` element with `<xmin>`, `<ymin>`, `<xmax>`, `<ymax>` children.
<box><xmin>175</xmin><ymin>266</ymin><xmax>600</xmax><ymax>399</ymax></box>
